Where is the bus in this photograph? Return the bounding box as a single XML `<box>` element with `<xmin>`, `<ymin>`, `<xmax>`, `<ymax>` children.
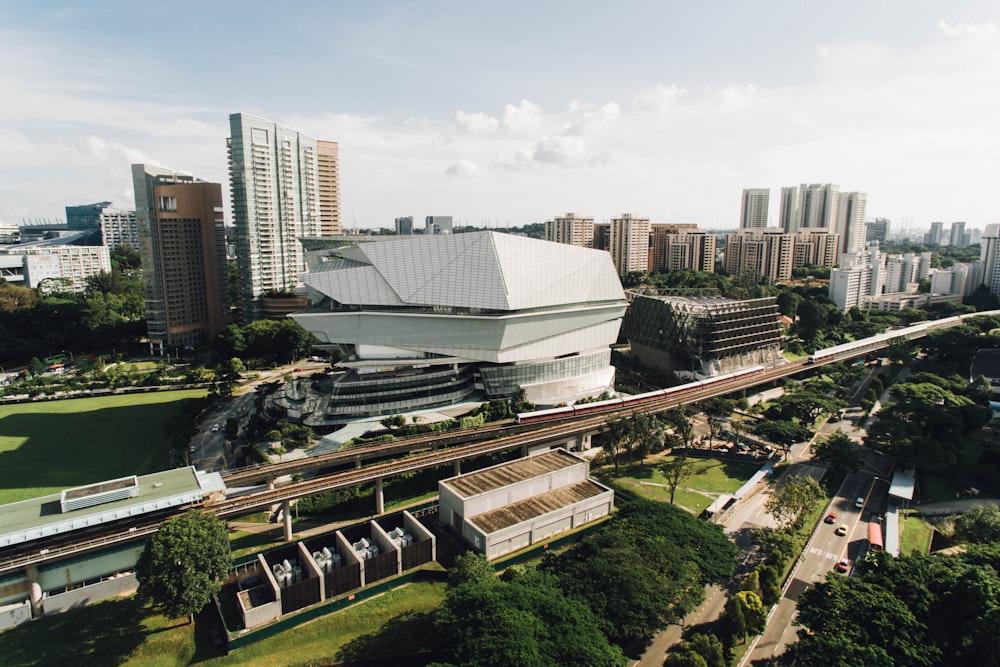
<box><xmin>868</xmin><ymin>521</ymin><xmax>884</xmax><ymax>552</ymax></box>
<box><xmin>44</xmin><ymin>353</ymin><xmax>68</xmax><ymax>366</ymax></box>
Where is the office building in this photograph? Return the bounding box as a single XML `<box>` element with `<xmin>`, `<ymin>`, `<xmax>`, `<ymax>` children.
<box><xmin>394</xmin><ymin>217</ymin><xmax>414</xmax><ymax>235</ymax></box>
<box><xmin>834</xmin><ymin>192</ymin><xmax>867</xmax><ymax>256</ymax></box>
<box><xmin>228</xmin><ymin>113</ymin><xmax>341</xmax><ymax>321</ymax></box>
<box><xmin>290</xmin><ymin>231</ymin><xmax>627</xmax><ymax>416</ymax></box>
<box><xmin>739</xmin><ymin>189</ymin><xmax>770</xmax><ymax>229</ymax></box>
<box><xmin>65</xmin><ymin>202</ymin><xmax>139</xmax><ymax>249</ymax></box>
<box><xmin>648</xmin><ymin>224</ymin><xmax>715</xmax><ymax>272</ymax></box>
<box><xmin>623</xmin><ymin>292</ymin><xmax>783</xmax><ymax>377</ymax></box>
<box><xmin>426</xmin><ymin>216</ymin><xmax>453</xmax><ymax>234</ymax></box>
<box><xmin>593</xmin><ymin>223</ymin><xmax>610</xmax><ymax>251</ymax></box>
<box><xmin>866</xmin><ymin>218</ymin><xmax>891</xmax><ymax>245</ymax></box>
<box><xmin>545</xmin><ymin>212</ymin><xmax>595</xmax><ymax>248</ymax></box>
<box><xmin>132</xmin><ymin>164</ymin><xmax>233</xmax><ymax>354</ymax></box>
<box><xmin>609</xmin><ymin>213</ymin><xmax>650</xmax><ymax>276</ymax></box>
<box><xmin>950</xmin><ymin>222</ymin><xmax>967</xmax><ymax>248</ymax></box>
<box><xmin>926</xmin><ymin>222</ymin><xmax>944</xmax><ymax>246</ymax></box>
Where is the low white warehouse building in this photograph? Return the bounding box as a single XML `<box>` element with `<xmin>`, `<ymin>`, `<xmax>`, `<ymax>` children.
<box><xmin>438</xmin><ymin>449</ymin><xmax>614</xmax><ymax>560</ymax></box>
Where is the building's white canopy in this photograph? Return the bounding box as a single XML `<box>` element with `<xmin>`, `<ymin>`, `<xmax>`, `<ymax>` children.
<box><xmin>302</xmin><ymin>231</ymin><xmax>625</xmax><ymax>311</ymax></box>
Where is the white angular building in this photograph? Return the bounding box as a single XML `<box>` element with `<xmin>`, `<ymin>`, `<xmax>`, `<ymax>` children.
<box><xmin>291</xmin><ymin>231</ymin><xmax>627</xmax><ymax>418</ymax></box>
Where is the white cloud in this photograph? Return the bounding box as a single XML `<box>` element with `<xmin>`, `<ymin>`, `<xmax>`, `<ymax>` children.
<box><xmin>492</xmin><ymin>147</ymin><xmax>535</xmax><ymax>172</ymax></box>
<box><xmin>533</xmin><ymin>136</ymin><xmax>586</xmax><ymax>164</ymax></box>
<box><xmin>633</xmin><ymin>84</ymin><xmax>687</xmax><ymax>111</ymax></box>
<box><xmin>445</xmin><ymin>159</ymin><xmax>480</xmax><ymax>176</ymax></box>
<box><xmin>720</xmin><ymin>83</ymin><xmax>758</xmax><ymax>108</ymax></box>
<box><xmin>500</xmin><ymin>100</ymin><xmax>544</xmax><ymax>134</ymax></box>
<box><xmin>454</xmin><ymin>110</ymin><xmax>499</xmax><ymax>134</ymax></box>
<box><xmin>564</xmin><ymin>102</ymin><xmax>621</xmax><ymax>136</ymax></box>
<box><xmin>816</xmin><ymin>43</ymin><xmax>888</xmax><ymax>78</ymax></box>
<box><xmin>939</xmin><ymin>20</ymin><xmax>998</xmax><ymax>37</ymax></box>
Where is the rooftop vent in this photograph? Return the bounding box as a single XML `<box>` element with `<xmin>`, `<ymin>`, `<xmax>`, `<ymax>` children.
<box><xmin>60</xmin><ymin>475</ymin><xmax>139</xmax><ymax>513</ymax></box>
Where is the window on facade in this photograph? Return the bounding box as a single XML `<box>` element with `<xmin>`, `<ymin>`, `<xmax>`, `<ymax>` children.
<box><xmin>158</xmin><ymin>196</ymin><xmax>177</xmax><ymax>212</ymax></box>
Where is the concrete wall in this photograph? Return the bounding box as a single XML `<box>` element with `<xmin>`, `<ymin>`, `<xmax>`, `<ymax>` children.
<box><xmin>43</xmin><ymin>572</ymin><xmax>137</xmax><ymax>615</ymax></box>
<box><xmin>483</xmin><ymin>489</ymin><xmax>614</xmax><ymax>560</ymax></box>
<box><xmin>0</xmin><ymin>600</ymin><xmax>31</xmax><ymax>631</ymax></box>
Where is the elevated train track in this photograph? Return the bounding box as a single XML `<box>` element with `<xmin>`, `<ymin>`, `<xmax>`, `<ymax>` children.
<box><xmin>7</xmin><ymin>309</ymin><xmax>997</xmax><ymax>574</ymax></box>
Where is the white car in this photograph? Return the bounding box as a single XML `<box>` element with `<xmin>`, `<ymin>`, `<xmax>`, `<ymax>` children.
<box><xmin>211</xmin><ymin>423</ymin><xmax>220</xmax><ymax>432</ymax></box>
<box><xmin>855</xmin><ymin>497</ymin><xmax>865</xmax><ymax>509</ymax></box>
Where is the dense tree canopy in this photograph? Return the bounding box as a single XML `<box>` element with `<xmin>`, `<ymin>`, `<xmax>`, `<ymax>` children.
<box><xmin>216</xmin><ymin>318</ymin><xmax>318</xmax><ymax>367</ymax></box>
<box><xmin>789</xmin><ymin>546</ymin><xmax>1000</xmax><ymax>667</ymax></box>
<box><xmin>812</xmin><ymin>430</ymin><xmax>864</xmax><ymax>477</ymax></box>
<box><xmin>135</xmin><ymin>511</ymin><xmax>231</xmax><ymax>619</ymax></box>
<box><xmin>764</xmin><ymin>475</ymin><xmax>824</xmax><ymax>530</ymax></box>
<box><xmin>432</xmin><ymin>553</ymin><xmax>625</xmax><ymax>667</ymax></box>
<box><xmin>539</xmin><ymin>500</ymin><xmax>737</xmax><ymax>650</ymax></box>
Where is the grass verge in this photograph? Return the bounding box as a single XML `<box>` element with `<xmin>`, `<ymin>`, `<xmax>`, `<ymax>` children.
<box><xmin>900</xmin><ymin>510</ymin><xmax>933</xmax><ymax>555</ymax></box>
<box><xmin>0</xmin><ymin>389</ymin><xmax>206</xmax><ymax>504</ymax></box>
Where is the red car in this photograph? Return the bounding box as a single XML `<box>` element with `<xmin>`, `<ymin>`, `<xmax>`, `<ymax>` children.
<box><xmin>835</xmin><ymin>558</ymin><xmax>851</xmax><ymax>573</ymax></box>
<box><xmin>824</xmin><ymin>512</ymin><xmax>837</xmax><ymax>524</ymax></box>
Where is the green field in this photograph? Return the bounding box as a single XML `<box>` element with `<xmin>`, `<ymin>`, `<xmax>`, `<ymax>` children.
<box><xmin>900</xmin><ymin>510</ymin><xmax>934</xmax><ymax>555</ymax></box>
<box><xmin>0</xmin><ymin>581</ymin><xmax>447</xmax><ymax>667</ymax></box>
<box><xmin>0</xmin><ymin>390</ymin><xmax>206</xmax><ymax>504</ymax></box>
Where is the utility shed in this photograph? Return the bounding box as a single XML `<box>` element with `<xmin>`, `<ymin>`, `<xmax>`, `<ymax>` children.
<box><xmin>438</xmin><ymin>449</ymin><xmax>613</xmax><ymax>560</ymax></box>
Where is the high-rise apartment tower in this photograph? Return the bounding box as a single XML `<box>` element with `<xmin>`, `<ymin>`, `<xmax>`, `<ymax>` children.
<box><xmin>228</xmin><ymin>113</ymin><xmax>341</xmax><ymax>321</ymax></box>
<box><xmin>610</xmin><ymin>213</ymin><xmax>650</xmax><ymax>277</ymax></box>
<box><xmin>545</xmin><ymin>212</ymin><xmax>595</xmax><ymax>247</ymax></box>
<box><xmin>740</xmin><ymin>189</ymin><xmax>770</xmax><ymax>229</ymax></box>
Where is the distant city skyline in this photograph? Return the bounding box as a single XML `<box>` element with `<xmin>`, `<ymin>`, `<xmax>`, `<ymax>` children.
<box><xmin>1</xmin><ymin>2</ymin><xmax>999</xmax><ymax>230</ymax></box>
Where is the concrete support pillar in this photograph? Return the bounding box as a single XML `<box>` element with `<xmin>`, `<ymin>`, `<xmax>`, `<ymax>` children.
<box><xmin>26</xmin><ymin>565</ymin><xmax>42</xmax><ymax>619</ymax></box>
<box><xmin>374</xmin><ymin>478</ymin><xmax>384</xmax><ymax>515</ymax></box>
<box><xmin>267</xmin><ymin>478</ymin><xmax>275</xmax><ymax>491</ymax></box>
<box><xmin>453</xmin><ymin>460</ymin><xmax>461</xmax><ymax>476</ymax></box>
<box><xmin>521</xmin><ymin>444</ymin><xmax>528</xmax><ymax>457</ymax></box>
<box><xmin>354</xmin><ymin>458</ymin><xmax>362</xmax><ymax>469</ymax></box>
<box><xmin>282</xmin><ymin>500</ymin><xmax>293</xmax><ymax>541</ymax></box>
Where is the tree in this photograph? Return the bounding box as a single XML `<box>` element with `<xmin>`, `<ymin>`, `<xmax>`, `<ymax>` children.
<box><xmin>663</xmin><ymin>633</ymin><xmax>726</xmax><ymax>667</ymax></box>
<box><xmin>765</xmin><ymin>475</ymin><xmax>824</xmax><ymax>530</ymax></box>
<box><xmin>718</xmin><ymin>595</ymin><xmax>747</xmax><ymax>646</ymax></box>
<box><xmin>753</xmin><ymin>419</ymin><xmax>812</xmax><ymax>459</ymax></box>
<box><xmin>752</xmin><ymin>527</ymin><xmax>798</xmax><ymax>567</ymax></box>
<box><xmin>434</xmin><ymin>554</ymin><xmax>625</xmax><ymax>667</ymax></box>
<box><xmin>701</xmin><ymin>397</ymin><xmax>737</xmax><ymax>449</ymax></box>
<box><xmin>135</xmin><ymin>511</ymin><xmax>231</xmax><ymax>619</ymax></box>
<box><xmin>954</xmin><ymin>505</ymin><xmax>1000</xmax><ymax>544</ymax></box>
<box><xmin>732</xmin><ymin>590</ymin><xmax>767</xmax><ymax>636</ymax></box>
<box><xmin>604</xmin><ymin>412</ymin><xmax>664</xmax><ymax>474</ymax></box>
<box><xmin>813</xmin><ymin>430</ymin><xmax>864</xmax><ymax>477</ymax></box>
<box><xmin>659</xmin><ymin>453</ymin><xmax>697</xmax><ymax>505</ymax></box>
<box><xmin>380</xmin><ymin>414</ymin><xmax>406</xmax><ymax>430</ymax></box>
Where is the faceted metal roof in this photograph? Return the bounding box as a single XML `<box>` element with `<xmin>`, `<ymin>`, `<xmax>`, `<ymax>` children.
<box><xmin>303</xmin><ymin>231</ymin><xmax>625</xmax><ymax>311</ymax></box>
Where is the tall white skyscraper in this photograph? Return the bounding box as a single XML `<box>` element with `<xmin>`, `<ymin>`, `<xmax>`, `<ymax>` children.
<box><xmin>228</xmin><ymin>112</ymin><xmax>341</xmax><ymax>321</ymax></box>
<box><xmin>739</xmin><ymin>189</ymin><xmax>770</xmax><ymax>229</ymax></box>
<box><xmin>778</xmin><ymin>187</ymin><xmax>798</xmax><ymax>233</ymax></box>
<box><xmin>950</xmin><ymin>221</ymin><xmax>967</xmax><ymax>248</ymax></box>
<box><xmin>835</xmin><ymin>192</ymin><xmax>868</xmax><ymax>256</ymax></box>
<box><xmin>796</xmin><ymin>183</ymin><xmax>839</xmax><ymax>231</ymax></box>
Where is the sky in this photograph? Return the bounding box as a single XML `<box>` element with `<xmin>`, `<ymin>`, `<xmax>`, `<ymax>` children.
<box><xmin>1</xmin><ymin>1</ymin><xmax>999</xmax><ymax>232</ymax></box>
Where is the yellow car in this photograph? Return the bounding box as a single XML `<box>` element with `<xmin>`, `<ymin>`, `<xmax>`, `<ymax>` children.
<box><xmin>835</xmin><ymin>524</ymin><xmax>848</xmax><ymax>536</ymax></box>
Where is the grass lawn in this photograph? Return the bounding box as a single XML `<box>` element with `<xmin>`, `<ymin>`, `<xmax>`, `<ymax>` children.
<box><xmin>599</xmin><ymin>457</ymin><xmax>760</xmax><ymax>515</ymax></box>
<box><xmin>0</xmin><ymin>389</ymin><xmax>206</xmax><ymax>504</ymax></box>
<box><xmin>201</xmin><ymin>580</ymin><xmax>446</xmax><ymax>667</ymax></box>
<box><xmin>900</xmin><ymin>510</ymin><xmax>933</xmax><ymax>555</ymax></box>
<box><xmin>0</xmin><ymin>581</ymin><xmax>447</xmax><ymax>667</ymax></box>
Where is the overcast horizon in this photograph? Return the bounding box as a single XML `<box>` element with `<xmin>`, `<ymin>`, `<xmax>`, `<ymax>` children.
<box><xmin>2</xmin><ymin>1</ymin><xmax>999</xmax><ymax>232</ymax></box>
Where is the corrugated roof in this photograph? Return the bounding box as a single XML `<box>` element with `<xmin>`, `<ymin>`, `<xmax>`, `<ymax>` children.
<box><xmin>442</xmin><ymin>449</ymin><xmax>582</xmax><ymax>498</ymax></box>
<box><xmin>469</xmin><ymin>480</ymin><xmax>610</xmax><ymax>533</ymax></box>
